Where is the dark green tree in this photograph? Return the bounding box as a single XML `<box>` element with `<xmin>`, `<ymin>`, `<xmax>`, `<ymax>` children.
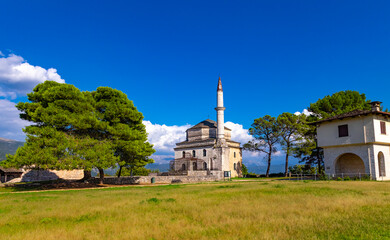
<box><xmin>91</xmin><ymin>87</ymin><xmax>155</xmax><ymax>178</ymax></box>
<box><xmin>2</xmin><ymin>81</ymin><xmax>154</xmax><ymax>184</ymax></box>
<box><xmin>241</xmin><ymin>163</ymin><xmax>248</xmax><ymax>177</ymax></box>
<box><xmin>243</xmin><ymin>115</ymin><xmax>279</xmax><ymax>178</ymax></box>
<box><xmin>308</xmin><ymin>90</ymin><xmax>371</xmax><ymax>119</ymax></box>
<box><xmin>2</xmin><ymin>81</ymin><xmax>113</xmax><ymax>172</ymax></box>
<box><xmin>292</xmin><ymin>114</ymin><xmax>325</xmax><ymax>175</ymax></box>
<box><xmin>294</xmin><ymin>90</ymin><xmax>372</xmax><ymax>175</ymax></box>
<box><xmin>276</xmin><ymin>113</ymin><xmax>307</xmax><ymax>177</ymax></box>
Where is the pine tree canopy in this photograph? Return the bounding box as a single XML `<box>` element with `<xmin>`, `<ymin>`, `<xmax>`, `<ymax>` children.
<box><xmin>308</xmin><ymin>90</ymin><xmax>371</xmax><ymax>120</ymax></box>
<box><xmin>1</xmin><ymin>81</ymin><xmax>155</xmax><ymax>178</ymax></box>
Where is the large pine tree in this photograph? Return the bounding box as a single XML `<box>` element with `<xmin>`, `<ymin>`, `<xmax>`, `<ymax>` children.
<box><xmin>2</xmin><ymin>81</ymin><xmax>154</xmax><ymax>184</ymax></box>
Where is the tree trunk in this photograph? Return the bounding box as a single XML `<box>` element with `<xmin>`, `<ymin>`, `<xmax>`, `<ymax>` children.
<box><xmin>317</xmin><ymin>156</ymin><xmax>322</xmax><ymax>176</ymax></box>
<box><xmin>285</xmin><ymin>146</ymin><xmax>290</xmax><ymax>177</ymax></box>
<box><xmin>83</xmin><ymin>170</ymin><xmax>92</xmax><ymax>180</ymax></box>
<box><xmin>98</xmin><ymin>168</ymin><xmax>104</xmax><ymax>184</ymax></box>
<box><xmin>266</xmin><ymin>153</ymin><xmax>271</xmax><ymax>178</ymax></box>
<box><xmin>117</xmin><ymin>166</ymin><xmax>123</xmax><ymax>178</ymax></box>
<box><xmin>130</xmin><ymin>167</ymin><xmax>133</xmax><ymax>177</ymax></box>
<box><xmin>284</xmin><ymin>154</ymin><xmax>289</xmax><ymax>177</ymax></box>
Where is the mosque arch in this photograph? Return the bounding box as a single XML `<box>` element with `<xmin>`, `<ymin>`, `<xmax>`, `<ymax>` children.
<box><xmin>203</xmin><ymin>162</ymin><xmax>207</xmax><ymax>170</ymax></box>
<box><xmin>203</xmin><ymin>149</ymin><xmax>207</xmax><ymax>157</ymax></box>
<box><xmin>193</xmin><ymin>162</ymin><xmax>197</xmax><ymax>170</ymax></box>
<box><xmin>192</xmin><ymin>150</ymin><xmax>196</xmax><ymax>157</ymax></box>
<box><xmin>378</xmin><ymin>152</ymin><xmax>386</xmax><ymax>177</ymax></box>
<box><xmin>335</xmin><ymin>153</ymin><xmax>365</xmax><ymax>176</ymax></box>
<box><xmin>182</xmin><ymin>151</ymin><xmax>185</xmax><ymax>158</ymax></box>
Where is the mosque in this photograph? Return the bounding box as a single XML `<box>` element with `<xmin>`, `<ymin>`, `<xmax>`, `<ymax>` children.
<box><xmin>170</xmin><ymin>77</ymin><xmax>243</xmax><ymax>178</ymax></box>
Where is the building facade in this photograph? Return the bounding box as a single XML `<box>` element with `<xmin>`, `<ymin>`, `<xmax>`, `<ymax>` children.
<box><xmin>315</xmin><ymin>102</ymin><xmax>390</xmax><ymax>180</ymax></box>
<box><xmin>171</xmin><ymin>78</ymin><xmax>243</xmax><ymax>178</ymax></box>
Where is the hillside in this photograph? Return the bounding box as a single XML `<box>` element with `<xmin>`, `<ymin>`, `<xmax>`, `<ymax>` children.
<box><xmin>0</xmin><ymin>137</ymin><xmax>24</xmax><ymax>161</ymax></box>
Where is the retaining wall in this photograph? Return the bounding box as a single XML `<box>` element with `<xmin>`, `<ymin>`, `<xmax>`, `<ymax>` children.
<box><xmin>92</xmin><ymin>175</ymin><xmax>221</xmax><ymax>185</ymax></box>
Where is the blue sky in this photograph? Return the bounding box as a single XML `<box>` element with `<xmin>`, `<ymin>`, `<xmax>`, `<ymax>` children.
<box><xmin>1</xmin><ymin>1</ymin><xmax>390</xmax><ymax>167</ymax></box>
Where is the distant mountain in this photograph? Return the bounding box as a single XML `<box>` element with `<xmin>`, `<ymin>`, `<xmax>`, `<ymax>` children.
<box><xmin>0</xmin><ymin>138</ymin><xmax>24</xmax><ymax>161</ymax></box>
<box><xmin>245</xmin><ymin>164</ymin><xmax>287</xmax><ymax>174</ymax></box>
<box><xmin>146</xmin><ymin>163</ymin><xmax>170</xmax><ymax>172</ymax></box>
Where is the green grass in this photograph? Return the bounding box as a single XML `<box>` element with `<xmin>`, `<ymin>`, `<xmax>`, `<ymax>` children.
<box><xmin>1</xmin><ymin>181</ymin><xmax>390</xmax><ymax>239</ymax></box>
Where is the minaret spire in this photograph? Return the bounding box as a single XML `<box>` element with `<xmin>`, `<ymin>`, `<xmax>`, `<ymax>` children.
<box><xmin>215</xmin><ymin>77</ymin><xmax>225</xmax><ymax>140</ymax></box>
<box><xmin>217</xmin><ymin>76</ymin><xmax>223</xmax><ymax>91</ymax></box>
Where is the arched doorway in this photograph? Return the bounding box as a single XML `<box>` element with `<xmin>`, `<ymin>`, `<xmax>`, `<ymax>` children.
<box><xmin>378</xmin><ymin>152</ymin><xmax>386</xmax><ymax>177</ymax></box>
<box><xmin>203</xmin><ymin>162</ymin><xmax>207</xmax><ymax>170</ymax></box>
<box><xmin>182</xmin><ymin>164</ymin><xmax>186</xmax><ymax>171</ymax></box>
<box><xmin>335</xmin><ymin>153</ymin><xmax>365</xmax><ymax>177</ymax></box>
<box><xmin>193</xmin><ymin>162</ymin><xmax>197</xmax><ymax>170</ymax></box>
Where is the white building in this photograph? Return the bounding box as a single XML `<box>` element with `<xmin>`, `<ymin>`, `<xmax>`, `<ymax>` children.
<box><xmin>315</xmin><ymin>101</ymin><xmax>390</xmax><ymax>180</ymax></box>
<box><xmin>171</xmin><ymin>77</ymin><xmax>243</xmax><ymax>178</ymax></box>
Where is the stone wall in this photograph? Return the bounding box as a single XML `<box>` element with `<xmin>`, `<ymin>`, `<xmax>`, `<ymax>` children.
<box><xmin>21</xmin><ymin>169</ymin><xmax>84</xmax><ymax>182</ymax></box>
<box><xmin>90</xmin><ymin>175</ymin><xmax>221</xmax><ymax>185</ymax></box>
<box><xmin>187</xmin><ymin>170</ymin><xmax>208</xmax><ymax>176</ymax></box>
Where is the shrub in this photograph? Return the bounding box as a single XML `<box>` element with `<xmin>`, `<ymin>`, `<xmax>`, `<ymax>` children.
<box><xmin>336</xmin><ymin>177</ymin><xmax>342</xmax><ymax>181</ymax></box>
<box><xmin>319</xmin><ymin>174</ymin><xmax>330</xmax><ymax>181</ymax></box>
<box><xmin>344</xmin><ymin>176</ymin><xmax>350</xmax><ymax>181</ymax></box>
<box><xmin>117</xmin><ymin>167</ymin><xmax>159</xmax><ymax>176</ymax></box>
<box><xmin>361</xmin><ymin>175</ymin><xmax>371</xmax><ymax>181</ymax></box>
<box><xmin>246</xmin><ymin>172</ymin><xmax>258</xmax><ymax>178</ymax></box>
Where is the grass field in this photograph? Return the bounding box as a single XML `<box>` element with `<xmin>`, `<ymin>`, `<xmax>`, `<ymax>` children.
<box><xmin>0</xmin><ymin>180</ymin><xmax>390</xmax><ymax>240</ymax></box>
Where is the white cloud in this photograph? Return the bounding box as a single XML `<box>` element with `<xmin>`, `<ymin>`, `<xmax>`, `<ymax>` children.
<box><xmin>294</xmin><ymin>109</ymin><xmax>313</xmax><ymax>116</ymax></box>
<box><xmin>0</xmin><ymin>53</ymin><xmax>65</xmax><ymax>98</ymax></box>
<box><xmin>225</xmin><ymin>121</ymin><xmax>253</xmax><ymax>143</ymax></box>
<box><xmin>0</xmin><ymin>51</ymin><xmax>4</xmax><ymax>57</ymax></box>
<box><xmin>143</xmin><ymin>120</ymin><xmax>192</xmax><ymax>153</ymax></box>
<box><xmin>0</xmin><ymin>99</ymin><xmax>29</xmax><ymax>141</ymax></box>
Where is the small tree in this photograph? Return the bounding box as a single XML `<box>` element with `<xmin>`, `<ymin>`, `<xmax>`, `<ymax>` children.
<box><xmin>276</xmin><ymin>113</ymin><xmax>307</xmax><ymax>177</ymax></box>
<box><xmin>241</xmin><ymin>163</ymin><xmax>248</xmax><ymax>177</ymax></box>
<box><xmin>244</xmin><ymin>115</ymin><xmax>279</xmax><ymax>178</ymax></box>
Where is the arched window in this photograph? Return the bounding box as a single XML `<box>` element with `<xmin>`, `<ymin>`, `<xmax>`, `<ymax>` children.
<box><xmin>234</xmin><ymin>163</ymin><xmax>237</xmax><ymax>170</ymax></box>
<box><xmin>378</xmin><ymin>152</ymin><xmax>386</xmax><ymax>177</ymax></box>
<box><xmin>182</xmin><ymin>151</ymin><xmax>185</xmax><ymax>158</ymax></box>
<box><xmin>203</xmin><ymin>162</ymin><xmax>207</xmax><ymax>170</ymax></box>
<box><xmin>192</xmin><ymin>150</ymin><xmax>196</xmax><ymax>157</ymax></box>
<box><xmin>193</xmin><ymin>162</ymin><xmax>197</xmax><ymax>170</ymax></box>
<box><xmin>182</xmin><ymin>164</ymin><xmax>186</xmax><ymax>171</ymax></box>
<box><xmin>234</xmin><ymin>152</ymin><xmax>236</xmax><ymax>158</ymax></box>
<box><xmin>203</xmin><ymin>149</ymin><xmax>207</xmax><ymax>157</ymax></box>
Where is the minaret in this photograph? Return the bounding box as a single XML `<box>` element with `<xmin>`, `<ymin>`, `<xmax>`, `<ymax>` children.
<box><xmin>215</xmin><ymin>77</ymin><xmax>226</xmax><ymax>141</ymax></box>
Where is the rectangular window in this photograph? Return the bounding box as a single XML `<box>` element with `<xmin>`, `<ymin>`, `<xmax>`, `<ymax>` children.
<box><xmin>380</xmin><ymin>121</ymin><xmax>386</xmax><ymax>134</ymax></box>
<box><xmin>338</xmin><ymin>124</ymin><xmax>349</xmax><ymax>137</ymax></box>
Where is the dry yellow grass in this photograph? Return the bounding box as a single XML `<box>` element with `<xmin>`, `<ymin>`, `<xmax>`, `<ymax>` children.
<box><xmin>0</xmin><ymin>180</ymin><xmax>390</xmax><ymax>240</ymax></box>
